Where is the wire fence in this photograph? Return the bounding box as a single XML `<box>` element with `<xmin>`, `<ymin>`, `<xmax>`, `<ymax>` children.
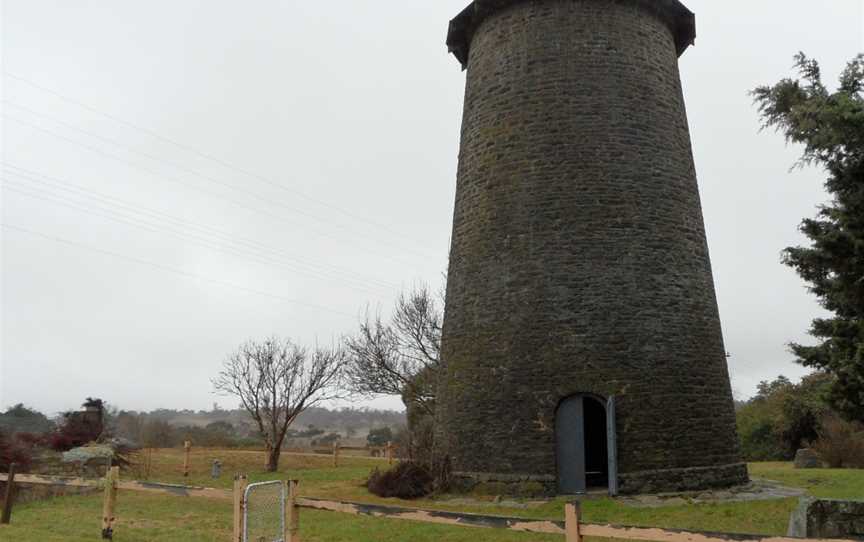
<box><xmin>243</xmin><ymin>481</ymin><xmax>285</xmax><ymax>542</ymax></box>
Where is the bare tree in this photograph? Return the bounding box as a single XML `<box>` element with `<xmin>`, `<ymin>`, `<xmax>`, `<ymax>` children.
<box><xmin>213</xmin><ymin>337</ymin><xmax>347</xmax><ymax>472</ymax></box>
<box><xmin>344</xmin><ymin>284</ymin><xmax>442</xmax><ymax>416</ymax></box>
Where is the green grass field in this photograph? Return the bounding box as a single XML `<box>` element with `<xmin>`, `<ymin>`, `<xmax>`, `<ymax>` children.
<box><xmin>1</xmin><ymin>450</ymin><xmax>862</xmax><ymax>541</ymax></box>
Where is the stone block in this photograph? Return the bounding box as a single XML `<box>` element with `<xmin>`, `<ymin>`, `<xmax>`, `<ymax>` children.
<box><xmin>788</xmin><ymin>498</ymin><xmax>864</xmax><ymax>538</ymax></box>
<box><xmin>794</xmin><ymin>448</ymin><xmax>822</xmax><ymax>469</ymax></box>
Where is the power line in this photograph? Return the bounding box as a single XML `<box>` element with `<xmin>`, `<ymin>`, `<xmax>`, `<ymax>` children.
<box><xmin>2</xmin><ymin>112</ymin><xmax>433</xmax><ymax>266</ymax></box>
<box><xmin>0</xmin><ymin>222</ymin><xmax>358</xmax><ymax>319</ymax></box>
<box><xmin>2</xmin><ymin>175</ymin><xmax>396</xmax><ymax>297</ymax></box>
<box><xmin>3</xmin><ymin>181</ymin><xmax>391</xmax><ymax>297</ymax></box>
<box><xmin>2</xmin><ymin>72</ymin><xmax>440</xmax><ymax>254</ymax></box>
<box><xmin>2</xmin><ymin>99</ymin><xmax>436</xmax><ymax>261</ymax></box>
<box><xmin>2</xmin><ymin>162</ymin><xmax>401</xmax><ymax>292</ymax></box>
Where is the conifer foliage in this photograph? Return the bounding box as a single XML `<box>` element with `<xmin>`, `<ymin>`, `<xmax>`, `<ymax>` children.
<box><xmin>754</xmin><ymin>53</ymin><xmax>864</xmax><ymax>421</ymax></box>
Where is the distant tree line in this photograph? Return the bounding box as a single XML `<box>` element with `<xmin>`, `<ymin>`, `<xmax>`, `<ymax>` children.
<box><xmin>736</xmin><ymin>373</ymin><xmax>863</xmax><ymax>467</ymax></box>
<box><xmin>0</xmin><ymin>398</ymin><xmax>406</xmax><ymax>473</ymax></box>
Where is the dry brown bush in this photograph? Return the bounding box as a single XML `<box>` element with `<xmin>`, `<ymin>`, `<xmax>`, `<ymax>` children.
<box><xmin>366</xmin><ymin>461</ymin><xmax>433</xmax><ymax>499</ymax></box>
<box><xmin>811</xmin><ymin>414</ymin><xmax>864</xmax><ymax>468</ymax></box>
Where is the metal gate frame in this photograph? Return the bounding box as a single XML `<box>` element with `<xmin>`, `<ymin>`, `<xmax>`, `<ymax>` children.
<box><xmin>243</xmin><ymin>480</ymin><xmax>286</xmax><ymax>542</ymax></box>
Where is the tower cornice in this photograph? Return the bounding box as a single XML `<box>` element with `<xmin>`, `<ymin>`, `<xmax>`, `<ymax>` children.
<box><xmin>447</xmin><ymin>0</ymin><xmax>696</xmax><ymax>68</ymax></box>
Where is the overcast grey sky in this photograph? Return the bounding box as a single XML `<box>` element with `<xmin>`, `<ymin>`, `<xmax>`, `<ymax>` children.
<box><xmin>1</xmin><ymin>1</ymin><xmax>862</xmax><ymax>416</ymax></box>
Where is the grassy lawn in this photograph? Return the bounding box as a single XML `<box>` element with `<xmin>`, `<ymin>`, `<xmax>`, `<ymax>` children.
<box><xmin>749</xmin><ymin>462</ymin><xmax>864</xmax><ymax>499</ymax></box>
<box><xmin>0</xmin><ymin>493</ymin><xmax>560</xmax><ymax>542</ymax></box>
<box><xmin>1</xmin><ymin>453</ymin><xmax>861</xmax><ymax>541</ymax></box>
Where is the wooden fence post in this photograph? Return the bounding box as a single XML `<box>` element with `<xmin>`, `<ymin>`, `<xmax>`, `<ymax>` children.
<box><xmin>1</xmin><ymin>462</ymin><xmax>16</xmax><ymax>525</ymax></box>
<box><xmin>183</xmin><ymin>441</ymin><xmax>192</xmax><ymax>478</ymax></box>
<box><xmin>233</xmin><ymin>474</ymin><xmax>248</xmax><ymax>542</ymax></box>
<box><xmin>101</xmin><ymin>466</ymin><xmax>119</xmax><ymax>540</ymax></box>
<box><xmin>284</xmin><ymin>480</ymin><xmax>300</xmax><ymax>542</ymax></box>
<box><xmin>332</xmin><ymin>442</ymin><xmax>340</xmax><ymax>468</ymax></box>
<box><xmin>565</xmin><ymin>501</ymin><xmax>581</xmax><ymax>542</ymax></box>
<box><xmin>386</xmin><ymin>441</ymin><xmax>393</xmax><ymax>465</ymax></box>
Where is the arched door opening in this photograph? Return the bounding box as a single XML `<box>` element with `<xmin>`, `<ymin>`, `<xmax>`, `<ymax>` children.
<box><xmin>555</xmin><ymin>394</ymin><xmax>617</xmax><ymax>495</ymax></box>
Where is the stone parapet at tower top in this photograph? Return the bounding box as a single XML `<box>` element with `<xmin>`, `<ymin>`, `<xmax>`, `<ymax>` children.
<box><xmin>435</xmin><ymin>0</ymin><xmax>747</xmax><ymax>496</ymax></box>
<box><xmin>447</xmin><ymin>0</ymin><xmax>697</xmax><ymax>68</ymax></box>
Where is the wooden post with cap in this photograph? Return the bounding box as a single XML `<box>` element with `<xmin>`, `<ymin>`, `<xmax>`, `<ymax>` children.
<box><xmin>0</xmin><ymin>462</ymin><xmax>16</xmax><ymax>525</ymax></box>
<box><xmin>101</xmin><ymin>466</ymin><xmax>119</xmax><ymax>539</ymax></box>
<box><xmin>233</xmin><ymin>474</ymin><xmax>248</xmax><ymax>542</ymax></box>
<box><xmin>284</xmin><ymin>479</ymin><xmax>300</xmax><ymax>542</ymax></box>
<box><xmin>565</xmin><ymin>501</ymin><xmax>582</xmax><ymax>542</ymax></box>
<box><xmin>183</xmin><ymin>440</ymin><xmax>192</xmax><ymax>478</ymax></box>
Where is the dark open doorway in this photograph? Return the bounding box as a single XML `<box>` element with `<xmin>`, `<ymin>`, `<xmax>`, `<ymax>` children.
<box><xmin>583</xmin><ymin>396</ymin><xmax>609</xmax><ymax>488</ymax></box>
<box><xmin>555</xmin><ymin>394</ymin><xmax>616</xmax><ymax>495</ymax></box>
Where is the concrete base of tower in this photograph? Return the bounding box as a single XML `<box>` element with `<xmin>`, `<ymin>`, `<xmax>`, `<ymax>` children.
<box><xmin>447</xmin><ymin>464</ymin><xmax>750</xmax><ymax>497</ymax></box>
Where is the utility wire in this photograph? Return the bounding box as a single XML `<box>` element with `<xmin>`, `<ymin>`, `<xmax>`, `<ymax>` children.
<box><xmin>0</xmin><ymin>223</ymin><xmax>357</xmax><ymax>319</ymax></box>
<box><xmin>3</xmin><ymin>112</ymin><xmax>431</xmax><ymax>266</ymax></box>
<box><xmin>2</xmin><ymin>176</ymin><xmax>395</xmax><ymax>297</ymax></box>
<box><xmin>2</xmin><ymin>162</ymin><xmax>401</xmax><ymax>291</ymax></box>
<box><xmin>3</xmin><ymin>99</ymin><xmax>434</xmax><ymax>260</ymax></box>
<box><xmin>2</xmin><ymin>72</ymin><xmax>440</xmax><ymax>255</ymax></box>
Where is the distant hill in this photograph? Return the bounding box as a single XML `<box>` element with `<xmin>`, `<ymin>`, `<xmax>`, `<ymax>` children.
<box><xmin>123</xmin><ymin>405</ymin><xmax>406</xmax><ymax>438</ymax></box>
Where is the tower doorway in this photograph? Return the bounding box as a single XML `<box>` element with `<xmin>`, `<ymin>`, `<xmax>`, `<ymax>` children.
<box><xmin>555</xmin><ymin>394</ymin><xmax>618</xmax><ymax>495</ymax></box>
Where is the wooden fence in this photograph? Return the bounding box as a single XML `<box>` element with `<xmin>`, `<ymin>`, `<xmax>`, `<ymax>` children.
<box><xmin>329</xmin><ymin>442</ymin><xmax>395</xmax><ymax>467</ymax></box>
<box><xmin>1</xmin><ymin>470</ymin><xmax>858</xmax><ymax>542</ymax></box>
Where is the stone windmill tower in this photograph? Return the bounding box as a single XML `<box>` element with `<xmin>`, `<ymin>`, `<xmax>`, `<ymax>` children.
<box><xmin>437</xmin><ymin>0</ymin><xmax>747</xmax><ymax>495</ymax></box>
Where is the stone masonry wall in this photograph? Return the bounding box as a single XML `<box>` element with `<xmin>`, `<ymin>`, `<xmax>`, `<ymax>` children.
<box><xmin>788</xmin><ymin>498</ymin><xmax>864</xmax><ymax>539</ymax></box>
<box><xmin>437</xmin><ymin>0</ymin><xmax>746</xmax><ymax>494</ymax></box>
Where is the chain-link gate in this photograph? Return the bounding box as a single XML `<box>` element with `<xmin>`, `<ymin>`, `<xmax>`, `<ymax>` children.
<box><xmin>243</xmin><ymin>481</ymin><xmax>285</xmax><ymax>542</ymax></box>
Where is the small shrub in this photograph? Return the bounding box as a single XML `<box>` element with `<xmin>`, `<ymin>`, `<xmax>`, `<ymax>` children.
<box><xmin>15</xmin><ymin>432</ymin><xmax>46</xmax><ymax>448</ymax></box>
<box><xmin>367</xmin><ymin>461</ymin><xmax>433</xmax><ymax>499</ymax></box>
<box><xmin>49</xmin><ymin>411</ymin><xmax>103</xmax><ymax>452</ymax></box>
<box><xmin>812</xmin><ymin>414</ymin><xmax>864</xmax><ymax>468</ymax></box>
<box><xmin>0</xmin><ymin>431</ymin><xmax>34</xmax><ymax>471</ymax></box>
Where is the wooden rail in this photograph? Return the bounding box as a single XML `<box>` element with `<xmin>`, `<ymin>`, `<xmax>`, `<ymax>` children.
<box><xmin>2</xmin><ymin>472</ymin><xmax>859</xmax><ymax>542</ymax></box>
<box><xmin>316</xmin><ymin>443</ymin><xmax>396</xmax><ymax>467</ymax></box>
<box><xmin>0</xmin><ymin>473</ymin><xmax>232</xmax><ymax>501</ymax></box>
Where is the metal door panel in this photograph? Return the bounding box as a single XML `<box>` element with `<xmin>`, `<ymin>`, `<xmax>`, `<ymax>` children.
<box><xmin>556</xmin><ymin>396</ymin><xmax>586</xmax><ymax>494</ymax></box>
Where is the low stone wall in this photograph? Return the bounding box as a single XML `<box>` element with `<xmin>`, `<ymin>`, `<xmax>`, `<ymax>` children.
<box><xmin>618</xmin><ymin>463</ymin><xmax>750</xmax><ymax>495</ymax></box>
<box><xmin>787</xmin><ymin>497</ymin><xmax>864</xmax><ymax>539</ymax></box>
<box><xmin>450</xmin><ymin>463</ymin><xmax>750</xmax><ymax>496</ymax></box>
<box><xmin>450</xmin><ymin>471</ymin><xmax>557</xmax><ymax>497</ymax></box>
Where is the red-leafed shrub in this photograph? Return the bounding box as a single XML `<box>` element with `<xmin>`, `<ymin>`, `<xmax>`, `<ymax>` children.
<box><xmin>15</xmin><ymin>432</ymin><xmax>46</xmax><ymax>447</ymax></box>
<box><xmin>49</xmin><ymin>412</ymin><xmax>103</xmax><ymax>452</ymax></box>
<box><xmin>0</xmin><ymin>431</ymin><xmax>34</xmax><ymax>472</ymax></box>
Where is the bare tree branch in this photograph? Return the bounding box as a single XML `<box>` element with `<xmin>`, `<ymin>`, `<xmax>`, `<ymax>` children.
<box><xmin>344</xmin><ymin>283</ymin><xmax>442</xmax><ymax>417</ymax></box>
<box><xmin>212</xmin><ymin>336</ymin><xmax>348</xmax><ymax>471</ymax></box>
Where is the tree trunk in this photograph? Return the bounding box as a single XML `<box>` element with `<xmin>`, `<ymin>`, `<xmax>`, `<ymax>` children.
<box><xmin>266</xmin><ymin>446</ymin><xmax>281</xmax><ymax>472</ymax></box>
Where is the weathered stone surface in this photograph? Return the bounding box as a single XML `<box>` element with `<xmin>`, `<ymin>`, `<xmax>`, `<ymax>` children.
<box><xmin>794</xmin><ymin>448</ymin><xmax>822</xmax><ymax>469</ymax></box>
<box><xmin>788</xmin><ymin>498</ymin><xmax>864</xmax><ymax>538</ymax></box>
<box><xmin>437</xmin><ymin>0</ymin><xmax>746</xmax><ymax>495</ymax></box>
<box><xmin>447</xmin><ymin>0</ymin><xmax>697</xmax><ymax>66</ymax></box>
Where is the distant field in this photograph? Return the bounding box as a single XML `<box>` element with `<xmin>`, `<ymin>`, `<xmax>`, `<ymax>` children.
<box><xmin>1</xmin><ymin>454</ymin><xmax>862</xmax><ymax>541</ymax></box>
